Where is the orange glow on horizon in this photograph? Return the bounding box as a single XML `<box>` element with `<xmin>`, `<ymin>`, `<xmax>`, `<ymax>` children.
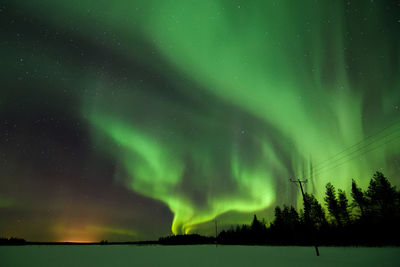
<box><xmin>53</xmin><ymin>223</ymin><xmax>99</xmax><ymax>243</ymax></box>
<box><xmin>58</xmin><ymin>239</ymin><xmax>96</xmax><ymax>243</ymax></box>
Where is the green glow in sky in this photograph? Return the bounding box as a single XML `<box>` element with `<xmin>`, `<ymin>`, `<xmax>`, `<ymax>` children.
<box><xmin>83</xmin><ymin>0</ymin><xmax>400</xmax><ymax>234</ymax></box>
<box><xmin>1</xmin><ymin>1</ymin><xmax>399</xmax><ymax>238</ymax></box>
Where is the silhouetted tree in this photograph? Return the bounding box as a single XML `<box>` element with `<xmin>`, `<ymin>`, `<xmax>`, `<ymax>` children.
<box><xmin>351</xmin><ymin>179</ymin><xmax>367</xmax><ymax>218</ymax></box>
<box><xmin>158</xmin><ymin>234</ymin><xmax>214</xmax><ymax>245</ymax></box>
<box><xmin>0</xmin><ymin>237</ymin><xmax>26</xmax><ymax>245</ymax></box>
<box><xmin>337</xmin><ymin>189</ymin><xmax>351</xmax><ymax>225</ymax></box>
<box><xmin>250</xmin><ymin>214</ymin><xmax>264</xmax><ymax>232</ymax></box>
<box><xmin>366</xmin><ymin>172</ymin><xmax>398</xmax><ymax>221</ymax></box>
<box><xmin>302</xmin><ymin>193</ymin><xmax>327</xmax><ymax>230</ymax></box>
<box><xmin>272</xmin><ymin>205</ymin><xmax>300</xmax><ymax>229</ymax></box>
<box><xmin>283</xmin><ymin>206</ymin><xmax>299</xmax><ymax>229</ymax></box>
<box><xmin>325</xmin><ymin>183</ymin><xmax>341</xmax><ymax>226</ymax></box>
<box><xmin>218</xmin><ymin>171</ymin><xmax>400</xmax><ymax>246</ymax></box>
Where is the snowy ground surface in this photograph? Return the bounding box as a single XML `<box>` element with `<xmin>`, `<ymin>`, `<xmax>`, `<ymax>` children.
<box><xmin>0</xmin><ymin>245</ymin><xmax>399</xmax><ymax>267</ymax></box>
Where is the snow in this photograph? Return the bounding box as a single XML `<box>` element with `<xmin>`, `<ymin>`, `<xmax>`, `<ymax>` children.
<box><xmin>0</xmin><ymin>245</ymin><xmax>399</xmax><ymax>267</ymax></box>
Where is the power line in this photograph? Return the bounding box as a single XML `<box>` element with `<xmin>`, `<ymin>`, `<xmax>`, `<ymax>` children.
<box><xmin>312</xmin><ymin>126</ymin><xmax>400</xmax><ymax>174</ymax></box>
<box><xmin>313</xmin><ymin>130</ymin><xmax>400</xmax><ymax>175</ymax></box>
<box><xmin>313</xmin><ymin>133</ymin><xmax>400</xmax><ymax>177</ymax></box>
<box><xmin>311</xmin><ymin>118</ymin><xmax>400</xmax><ymax>170</ymax></box>
<box><xmin>311</xmin><ymin>119</ymin><xmax>400</xmax><ymax>173</ymax></box>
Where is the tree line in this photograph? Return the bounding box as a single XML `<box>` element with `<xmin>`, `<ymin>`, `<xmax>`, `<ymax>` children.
<box><xmin>0</xmin><ymin>237</ymin><xmax>26</xmax><ymax>245</ymax></box>
<box><xmin>218</xmin><ymin>171</ymin><xmax>400</xmax><ymax>245</ymax></box>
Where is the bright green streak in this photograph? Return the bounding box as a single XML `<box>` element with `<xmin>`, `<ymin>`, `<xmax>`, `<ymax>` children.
<box><xmin>11</xmin><ymin>1</ymin><xmax>400</xmax><ymax>235</ymax></box>
<box><xmin>147</xmin><ymin>1</ymin><xmax>361</xmax><ymax>186</ymax></box>
<box><xmin>143</xmin><ymin>1</ymin><xmax>399</xmax><ymax>196</ymax></box>
<box><xmin>86</xmin><ymin>0</ymin><xmax>399</xmax><ymax>233</ymax></box>
<box><xmin>88</xmin><ymin>112</ymin><xmax>275</xmax><ymax>234</ymax></box>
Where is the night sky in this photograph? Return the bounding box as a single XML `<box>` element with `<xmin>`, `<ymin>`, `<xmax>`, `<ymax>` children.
<box><xmin>1</xmin><ymin>1</ymin><xmax>399</xmax><ymax>242</ymax></box>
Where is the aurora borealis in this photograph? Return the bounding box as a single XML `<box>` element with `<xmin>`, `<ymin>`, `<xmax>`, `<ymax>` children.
<box><xmin>0</xmin><ymin>0</ymin><xmax>399</xmax><ymax>242</ymax></box>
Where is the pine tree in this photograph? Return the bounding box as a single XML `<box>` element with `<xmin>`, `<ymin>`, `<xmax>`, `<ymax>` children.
<box><xmin>325</xmin><ymin>183</ymin><xmax>341</xmax><ymax>225</ymax></box>
<box><xmin>366</xmin><ymin>172</ymin><xmax>398</xmax><ymax>220</ymax></box>
<box><xmin>288</xmin><ymin>206</ymin><xmax>300</xmax><ymax>229</ymax></box>
<box><xmin>351</xmin><ymin>179</ymin><xmax>367</xmax><ymax>218</ymax></box>
<box><xmin>303</xmin><ymin>193</ymin><xmax>327</xmax><ymax>229</ymax></box>
<box><xmin>251</xmin><ymin>214</ymin><xmax>263</xmax><ymax>232</ymax></box>
<box><xmin>273</xmin><ymin>206</ymin><xmax>283</xmax><ymax>228</ymax></box>
<box><xmin>337</xmin><ymin>189</ymin><xmax>350</xmax><ymax>225</ymax></box>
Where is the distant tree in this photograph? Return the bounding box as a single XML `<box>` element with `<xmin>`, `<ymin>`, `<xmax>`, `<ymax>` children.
<box><xmin>282</xmin><ymin>205</ymin><xmax>300</xmax><ymax>229</ymax></box>
<box><xmin>325</xmin><ymin>183</ymin><xmax>341</xmax><ymax>225</ymax></box>
<box><xmin>351</xmin><ymin>179</ymin><xmax>367</xmax><ymax>218</ymax></box>
<box><xmin>283</xmin><ymin>206</ymin><xmax>298</xmax><ymax>228</ymax></box>
<box><xmin>159</xmin><ymin>234</ymin><xmax>214</xmax><ymax>245</ymax></box>
<box><xmin>337</xmin><ymin>189</ymin><xmax>351</xmax><ymax>225</ymax></box>
<box><xmin>272</xmin><ymin>205</ymin><xmax>300</xmax><ymax>233</ymax></box>
<box><xmin>235</xmin><ymin>225</ymin><xmax>241</xmax><ymax>233</ymax></box>
<box><xmin>288</xmin><ymin>206</ymin><xmax>300</xmax><ymax>227</ymax></box>
<box><xmin>272</xmin><ymin>206</ymin><xmax>283</xmax><ymax>229</ymax></box>
<box><xmin>302</xmin><ymin>193</ymin><xmax>327</xmax><ymax>230</ymax></box>
<box><xmin>250</xmin><ymin>214</ymin><xmax>264</xmax><ymax>232</ymax></box>
<box><xmin>366</xmin><ymin>172</ymin><xmax>398</xmax><ymax>220</ymax></box>
<box><xmin>0</xmin><ymin>237</ymin><xmax>26</xmax><ymax>245</ymax></box>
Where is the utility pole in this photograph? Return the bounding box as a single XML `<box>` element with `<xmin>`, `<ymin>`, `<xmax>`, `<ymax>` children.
<box><xmin>290</xmin><ymin>178</ymin><xmax>320</xmax><ymax>256</ymax></box>
<box><xmin>291</xmin><ymin>178</ymin><xmax>306</xmax><ymax>199</ymax></box>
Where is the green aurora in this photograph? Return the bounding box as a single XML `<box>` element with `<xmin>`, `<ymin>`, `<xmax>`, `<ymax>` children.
<box><xmin>0</xmin><ymin>0</ymin><xmax>399</xmax><ymax>239</ymax></box>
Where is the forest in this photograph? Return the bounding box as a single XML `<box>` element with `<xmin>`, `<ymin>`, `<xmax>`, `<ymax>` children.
<box><xmin>217</xmin><ymin>171</ymin><xmax>400</xmax><ymax>245</ymax></box>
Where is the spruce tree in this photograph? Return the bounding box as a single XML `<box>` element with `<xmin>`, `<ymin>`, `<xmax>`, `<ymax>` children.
<box><xmin>351</xmin><ymin>179</ymin><xmax>367</xmax><ymax>218</ymax></box>
<box><xmin>337</xmin><ymin>189</ymin><xmax>350</xmax><ymax>225</ymax></box>
<box><xmin>325</xmin><ymin>183</ymin><xmax>341</xmax><ymax>225</ymax></box>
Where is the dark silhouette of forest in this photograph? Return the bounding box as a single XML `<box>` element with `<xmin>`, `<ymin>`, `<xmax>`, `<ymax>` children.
<box><xmin>0</xmin><ymin>237</ymin><xmax>26</xmax><ymax>245</ymax></box>
<box><xmin>159</xmin><ymin>234</ymin><xmax>215</xmax><ymax>245</ymax></box>
<box><xmin>217</xmin><ymin>171</ymin><xmax>400</xmax><ymax>246</ymax></box>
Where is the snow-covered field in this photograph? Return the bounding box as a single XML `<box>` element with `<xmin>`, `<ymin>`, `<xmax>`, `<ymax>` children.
<box><xmin>0</xmin><ymin>245</ymin><xmax>399</xmax><ymax>267</ymax></box>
